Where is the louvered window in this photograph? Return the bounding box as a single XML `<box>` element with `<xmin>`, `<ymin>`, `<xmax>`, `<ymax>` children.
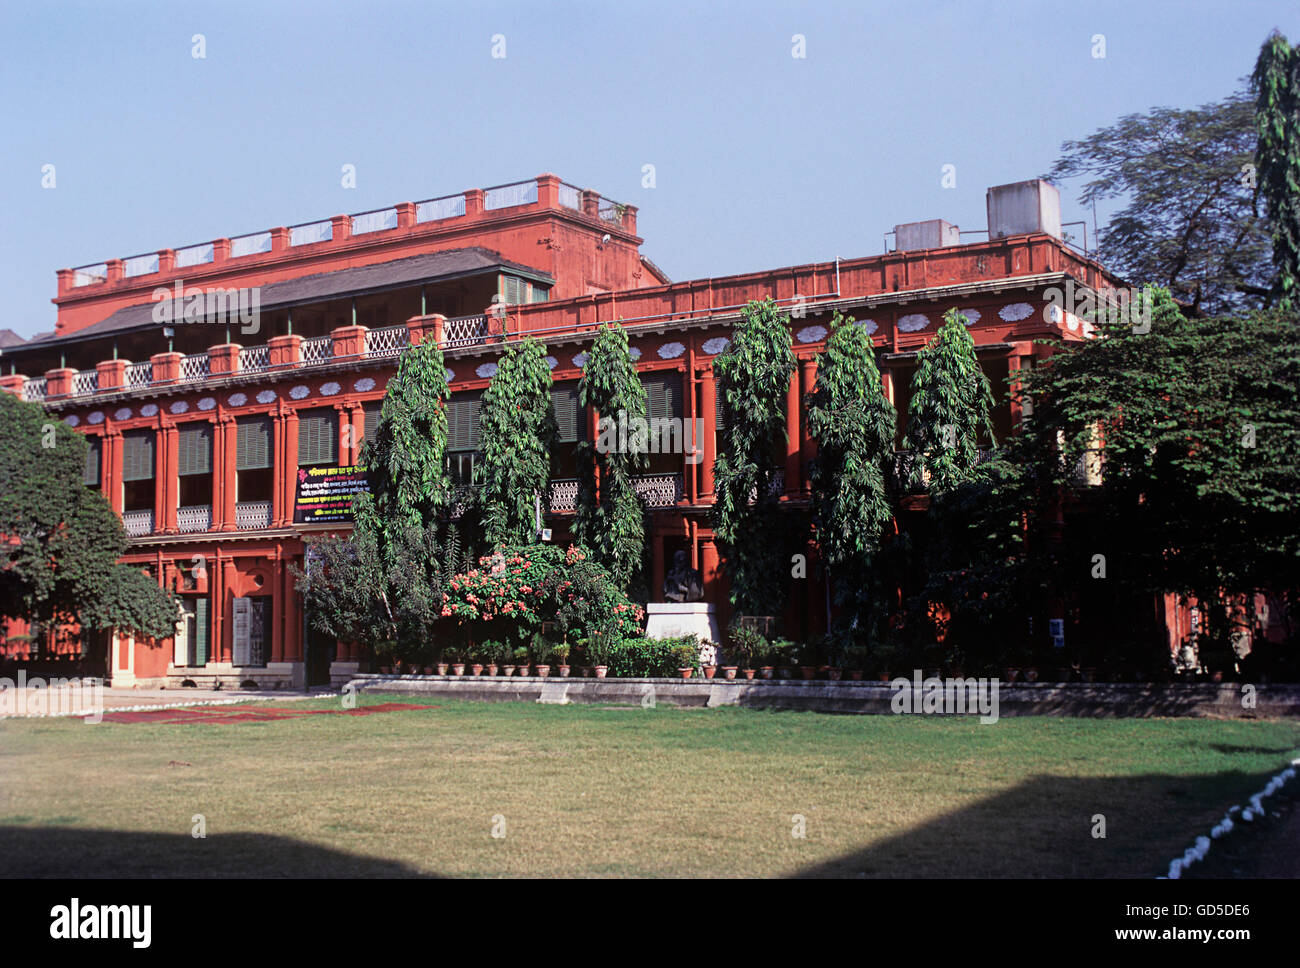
<box><xmin>193</xmin><ymin>598</ymin><xmax>209</xmax><ymax>666</ymax></box>
<box><xmin>298</xmin><ymin>410</ymin><xmax>338</xmax><ymax>466</ymax></box>
<box><xmin>641</xmin><ymin>371</ymin><xmax>683</xmax><ymax>422</ymax></box>
<box><xmin>235</xmin><ymin>418</ymin><xmax>272</xmax><ymax>470</ymax></box>
<box><xmin>501</xmin><ymin>275</ymin><xmax>527</xmax><ymax>305</ymax></box>
<box><xmin>363</xmin><ymin>403</ymin><xmax>382</xmax><ymax>443</ymax></box>
<box><xmin>551</xmin><ymin>383</ymin><xmax>584</xmax><ymax>443</ymax></box>
<box><xmin>121</xmin><ymin>432</ymin><xmax>154</xmax><ymax>481</ymax></box>
<box><xmin>83</xmin><ymin>437</ymin><xmax>101</xmax><ymax>486</ymax></box>
<box><xmin>446</xmin><ymin>392</ymin><xmax>482</xmax><ymax>452</ymax></box>
<box><xmin>177</xmin><ymin>425</ymin><xmax>212</xmax><ymax>476</ymax></box>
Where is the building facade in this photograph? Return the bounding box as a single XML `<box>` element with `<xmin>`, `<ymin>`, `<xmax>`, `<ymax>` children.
<box><xmin>1</xmin><ymin>174</ymin><xmax>1122</xmax><ymax>688</ymax></box>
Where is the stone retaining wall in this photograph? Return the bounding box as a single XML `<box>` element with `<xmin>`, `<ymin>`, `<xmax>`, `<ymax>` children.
<box><xmin>348</xmin><ymin>675</ymin><xmax>1300</xmax><ymax>719</ymax></box>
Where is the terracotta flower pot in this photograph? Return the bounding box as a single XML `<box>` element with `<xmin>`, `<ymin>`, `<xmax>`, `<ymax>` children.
<box><xmin>451</xmin><ymin>663</ymin><xmax>466</xmax><ymax>676</ymax></box>
<box><xmin>826</xmin><ymin>668</ymin><xmax>843</xmax><ymax>681</ymax></box>
<box><xmin>436</xmin><ymin>663</ymin><xmax>449</xmax><ymax>675</ymax></box>
<box><xmin>722</xmin><ymin>666</ymin><xmax>738</xmax><ymax>680</ymax></box>
<box><xmin>679</xmin><ymin>667</ymin><xmax>694</xmax><ymax>680</ymax></box>
<box><xmin>517</xmin><ymin>665</ymin><xmax>530</xmax><ymax>677</ymax></box>
<box><xmin>594</xmin><ymin>665</ymin><xmax>608</xmax><ymax>679</ymax></box>
<box><xmin>849</xmin><ymin>670</ymin><xmax>864</xmax><ymax>681</ymax></box>
<box><xmin>471</xmin><ymin>664</ymin><xmax>484</xmax><ymax>676</ymax></box>
<box><xmin>535</xmin><ymin>665</ymin><xmax>550</xmax><ymax>678</ymax></box>
<box><xmin>558</xmin><ymin>665</ymin><xmax>571</xmax><ymax>677</ymax></box>
<box><xmin>502</xmin><ymin>665</ymin><xmax>516</xmax><ymax>676</ymax></box>
<box><xmin>485</xmin><ymin>663</ymin><xmax>498</xmax><ymax>676</ymax></box>
<box><xmin>423</xmin><ymin>666</ymin><xmax>434</xmax><ymax>675</ymax></box>
<box><xmin>760</xmin><ymin>666</ymin><xmax>774</xmax><ymax>679</ymax></box>
<box><xmin>1002</xmin><ymin>667</ymin><xmax>1020</xmax><ymax>683</ymax></box>
<box><xmin>703</xmin><ymin>665</ymin><xmax>717</xmax><ymax>680</ymax></box>
<box><xmin>800</xmin><ymin>666</ymin><xmax>817</xmax><ymax>680</ymax></box>
<box><xmin>878</xmin><ymin>672</ymin><xmax>892</xmax><ymax>682</ymax></box>
<box><xmin>1024</xmin><ymin>667</ymin><xmax>1039</xmax><ymax>682</ymax></box>
<box><xmin>743</xmin><ymin>668</ymin><xmax>756</xmax><ymax>680</ymax></box>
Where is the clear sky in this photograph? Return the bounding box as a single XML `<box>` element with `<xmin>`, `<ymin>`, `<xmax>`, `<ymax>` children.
<box><xmin>2</xmin><ymin>0</ymin><xmax>1297</xmax><ymax>339</ymax></box>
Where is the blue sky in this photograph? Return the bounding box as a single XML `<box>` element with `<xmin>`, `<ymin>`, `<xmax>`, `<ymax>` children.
<box><xmin>2</xmin><ymin>0</ymin><xmax>1297</xmax><ymax>339</ymax></box>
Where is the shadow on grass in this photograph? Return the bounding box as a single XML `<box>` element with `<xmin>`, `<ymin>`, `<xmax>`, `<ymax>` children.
<box><xmin>788</xmin><ymin>768</ymin><xmax>1284</xmax><ymax>879</ymax></box>
<box><xmin>0</xmin><ymin>827</ymin><xmax>433</xmax><ymax>878</ymax></box>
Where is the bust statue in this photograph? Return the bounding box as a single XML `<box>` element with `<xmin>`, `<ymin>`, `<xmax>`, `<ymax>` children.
<box><xmin>662</xmin><ymin>550</ymin><xmax>704</xmax><ymax>603</ymax></box>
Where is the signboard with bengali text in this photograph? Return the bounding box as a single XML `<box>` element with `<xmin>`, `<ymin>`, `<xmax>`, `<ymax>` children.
<box><xmin>293</xmin><ymin>464</ymin><xmax>370</xmax><ymax>524</ymax></box>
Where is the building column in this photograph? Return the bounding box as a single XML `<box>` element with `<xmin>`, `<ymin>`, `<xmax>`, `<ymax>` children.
<box><xmin>784</xmin><ymin>368</ymin><xmax>800</xmax><ymax>495</ymax></box>
<box><xmin>152</xmin><ymin>424</ymin><xmax>168</xmax><ymax>533</ymax></box>
<box><xmin>218</xmin><ymin>417</ymin><xmax>237</xmax><ymax>531</ymax></box>
<box><xmin>347</xmin><ymin>404</ymin><xmax>365</xmax><ymax>465</ymax></box>
<box><xmin>210</xmin><ymin>551</ymin><xmax>224</xmax><ymax>663</ymax></box>
<box><xmin>161</xmin><ymin>422</ymin><xmax>179</xmax><ymax>533</ymax></box>
<box><xmin>652</xmin><ymin>532</ymin><xmax>666</xmax><ymax>603</ymax></box>
<box><xmin>270</xmin><ymin>553</ymin><xmax>284</xmax><ymax>663</ymax></box>
<box><xmin>271</xmin><ymin>411</ymin><xmax>287</xmax><ymax>527</ymax></box>
<box><xmin>280</xmin><ymin>410</ymin><xmax>299</xmax><ymax>528</ymax></box>
<box><xmin>105</xmin><ymin>431</ymin><xmax>124</xmax><ymax>514</ymax></box>
<box><xmin>699</xmin><ymin>369</ymin><xmax>716</xmax><ymax>498</ymax></box>
<box><xmin>799</xmin><ymin>356</ymin><xmax>817</xmax><ymax>494</ymax></box>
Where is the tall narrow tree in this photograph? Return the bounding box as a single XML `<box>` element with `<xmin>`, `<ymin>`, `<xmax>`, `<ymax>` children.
<box><xmin>574</xmin><ymin>322</ymin><xmax>648</xmax><ymax>593</ymax></box>
<box><xmin>805</xmin><ymin>312</ymin><xmax>897</xmax><ymax>626</ymax></box>
<box><xmin>477</xmin><ymin>337</ymin><xmax>558</xmax><ymax>546</ymax></box>
<box><xmin>711</xmin><ymin>298</ymin><xmax>797</xmax><ymax>616</ymax></box>
<box><xmin>1253</xmin><ymin>31</ymin><xmax>1300</xmax><ymax>311</ymax></box>
<box><xmin>905</xmin><ymin>309</ymin><xmax>996</xmax><ymax>493</ymax></box>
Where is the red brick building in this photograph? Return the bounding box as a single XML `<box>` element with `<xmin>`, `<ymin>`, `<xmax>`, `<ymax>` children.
<box><xmin>1</xmin><ymin>174</ymin><xmax>1120</xmax><ymax>687</ymax></box>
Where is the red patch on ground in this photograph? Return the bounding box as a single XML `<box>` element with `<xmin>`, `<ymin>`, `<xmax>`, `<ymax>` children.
<box><xmin>101</xmin><ymin>702</ymin><xmax>437</xmax><ymax>725</ymax></box>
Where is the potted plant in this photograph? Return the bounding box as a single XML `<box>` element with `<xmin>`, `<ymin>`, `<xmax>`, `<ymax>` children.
<box><xmin>585</xmin><ymin>629</ymin><xmax>613</xmax><ymax>679</ymax></box>
<box><xmin>481</xmin><ymin>640</ymin><xmax>502</xmax><ymax>677</ymax></box>
<box><xmin>727</xmin><ymin>622</ymin><xmax>764</xmax><ymax>681</ymax></box>
<box><xmin>553</xmin><ymin>643</ymin><xmax>571</xmax><ymax>677</ymax></box>
<box><xmin>531</xmin><ymin>633</ymin><xmax>551</xmax><ymax>678</ymax></box>
<box><xmin>674</xmin><ymin>641</ymin><xmax>697</xmax><ymax>679</ymax></box>
<box><xmin>512</xmin><ymin>645</ymin><xmax>530</xmax><ymax>676</ymax></box>
<box><xmin>446</xmin><ymin>648</ymin><xmax>465</xmax><ymax>676</ymax></box>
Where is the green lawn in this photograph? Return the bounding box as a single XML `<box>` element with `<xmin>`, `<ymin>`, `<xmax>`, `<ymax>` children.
<box><xmin>1</xmin><ymin>694</ymin><xmax>1296</xmax><ymax>877</ymax></box>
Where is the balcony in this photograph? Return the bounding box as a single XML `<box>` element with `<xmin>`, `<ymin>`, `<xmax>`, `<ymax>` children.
<box><xmin>177</xmin><ymin>505</ymin><xmax>212</xmax><ymax>533</ymax></box>
<box><xmin>235</xmin><ymin>501</ymin><xmax>272</xmax><ymax>530</ymax></box>
<box><xmin>122</xmin><ymin>510</ymin><xmax>154</xmax><ymax>537</ymax></box>
<box><xmin>546</xmin><ymin>473</ymin><xmax>683</xmax><ymax>511</ymax></box>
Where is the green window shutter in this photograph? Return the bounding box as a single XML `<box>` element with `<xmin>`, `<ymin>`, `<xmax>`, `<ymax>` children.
<box><xmin>551</xmin><ymin>383</ymin><xmax>583</xmax><ymax>443</ymax></box>
<box><xmin>194</xmin><ymin>597</ymin><xmax>209</xmax><ymax>666</ymax></box>
<box><xmin>531</xmin><ymin>286</ymin><xmax>550</xmax><ymax>303</ymax></box>
<box><xmin>502</xmin><ymin>275</ymin><xmax>525</xmax><ymax>305</ymax></box>
<box><xmin>298</xmin><ymin>410</ymin><xmax>338</xmax><ymax>466</ymax></box>
<box><xmin>177</xmin><ymin>425</ymin><xmax>212</xmax><ymax>476</ymax></box>
<box><xmin>122</xmin><ymin>432</ymin><xmax>155</xmax><ymax>481</ymax></box>
<box><xmin>363</xmin><ymin>403</ymin><xmax>381</xmax><ymax>444</ymax></box>
<box><xmin>641</xmin><ymin>371</ymin><xmax>683</xmax><ymax>422</ymax></box>
<box><xmin>83</xmin><ymin>437</ymin><xmax>101</xmax><ymax>486</ymax></box>
<box><xmin>236</xmin><ymin>418</ymin><xmax>272</xmax><ymax>470</ymax></box>
<box><xmin>446</xmin><ymin>392</ymin><xmax>482</xmax><ymax>452</ymax></box>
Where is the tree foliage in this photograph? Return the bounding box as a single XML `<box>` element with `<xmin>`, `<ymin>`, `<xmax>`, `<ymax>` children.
<box><xmin>573</xmin><ymin>322</ymin><xmax>648</xmax><ymax>594</ymax></box>
<box><xmin>477</xmin><ymin>338</ymin><xmax>558</xmax><ymax>546</ymax></box>
<box><xmin>805</xmin><ymin>311</ymin><xmax>896</xmax><ymax>629</ymax></box>
<box><xmin>1253</xmin><ymin>31</ymin><xmax>1300</xmax><ymax>311</ymax></box>
<box><xmin>1046</xmin><ymin>92</ymin><xmax>1272</xmax><ymax>314</ymax></box>
<box><xmin>711</xmin><ymin>298</ymin><xmax>796</xmax><ymax>615</ymax></box>
<box><xmin>0</xmin><ymin>392</ymin><xmax>177</xmax><ymax>642</ymax></box>
<box><xmin>905</xmin><ymin>309</ymin><xmax>995</xmax><ymax>493</ymax></box>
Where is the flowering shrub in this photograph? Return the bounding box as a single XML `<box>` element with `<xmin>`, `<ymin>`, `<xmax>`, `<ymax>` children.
<box><xmin>440</xmin><ymin>544</ymin><xmax>645</xmax><ymax>642</ymax></box>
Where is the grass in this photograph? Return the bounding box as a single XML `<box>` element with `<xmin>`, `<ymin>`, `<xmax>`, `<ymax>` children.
<box><xmin>1</xmin><ymin>693</ymin><xmax>1297</xmax><ymax>877</ymax></box>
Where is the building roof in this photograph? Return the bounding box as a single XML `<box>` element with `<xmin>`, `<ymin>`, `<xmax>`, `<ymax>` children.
<box><xmin>0</xmin><ymin>329</ymin><xmax>28</xmax><ymax>348</ymax></box>
<box><xmin>32</xmin><ymin>247</ymin><xmax>552</xmax><ymax>349</ymax></box>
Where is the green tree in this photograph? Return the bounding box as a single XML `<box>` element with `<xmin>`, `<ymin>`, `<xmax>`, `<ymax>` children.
<box><xmin>805</xmin><ymin>312</ymin><xmax>896</xmax><ymax>634</ymax></box>
<box><xmin>1046</xmin><ymin>92</ymin><xmax>1272</xmax><ymax>314</ymax></box>
<box><xmin>478</xmin><ymin>337</ymin><xmax>558</xmax><ymax>546</ymax></box>
<box><xmin>359</xmin><ymin>335</ymin><xmax>451</xmax><ymax>527</ymax></box>
<box><xmin>711</xmin><ymin>298</ymin><xmax>796</xmax><ymax>615</ymax></box>
<box><xmin>574</xmin><ymin>322</ymin><xmax>648</xmax><ymax>593</ymax></box>
<box><xmin>1253</xmin><ymin>31</ymin><xmax>1300</xmax><ymax>311</ymax></box>
<box><xmin>0</xmin><ymin>392</ymin><xmax>177</xmax><ymax>643</ymax></box>
<box><xmin>905</xmin><ymin>309</ymin><xmax>995</xmax><ymax>493</ymax></box>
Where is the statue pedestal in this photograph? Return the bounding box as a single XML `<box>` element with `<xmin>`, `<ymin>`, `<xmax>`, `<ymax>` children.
<box><xmin>645</xmin><ymin>603</ymin><xmax>720</xmax><ymax>660</ymax></box>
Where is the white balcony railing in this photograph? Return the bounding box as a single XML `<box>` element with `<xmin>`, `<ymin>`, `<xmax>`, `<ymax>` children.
<box><xmin>177</xmin><ymin>505</ymin><xmax>212</xmax><ymax>533</ymax></box>
<box><xmin>548</xmin><ymin>479</ymin><xmax>579</xmax><ymax>512</ymax></box>
<box><xmin>239</xmin><ymin>344</ymin><xmax>271</xmax><ymax>372</ymax></box>
<box><xmin>125</xmin><ymin>362</ymin><xmax>153</xmax><ymax>388</ymax></box>
<box><xmin>365</xmin><ymin>325</ymin><xmax>409</xmax><ymax>359</ymax></box>
<box><xmin>178</xmin><ymin>353</ymin><xmax>210</xmax><ymax>383</ymax></box>
<box><xmin>122</xmin><ymin>510</ymin><xmax>154</xmax><ymax>537</ymax></box>
<box><xmin>443</xmin><ymin>314</ymin><xmax>488</xmax><ymax>348</ymax></box>
<box><xmin>632</xmin><ymin>473</ymin><xmax>683</xmax><ymax>508</ymax></box>
<box><xmin>235</xmin><ymin>501</ymin><xmax>272</xmax><ymax>530</ymax></box>
<box><xmin>300</xmin><ymin>335</ymin><xmax>333</xmax><ymax>366</ymax></box>
<box><xmin>23</xmin><ymin>378</ymin><xmax>48</xmax><ymax>402</ymax></box>
<box><xmin>71</xmin><ymin>370</ymin><xmax>99</xmax><ymax>395</ymax></box>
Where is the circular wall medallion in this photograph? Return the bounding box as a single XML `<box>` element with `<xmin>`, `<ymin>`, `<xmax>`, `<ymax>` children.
<box><xmin>702</xmin><ymin>337</ymin><xmax>730</xmax><ymax>355</ymax></box>
<box><xmin>320</xmin><ymin>381</ymin><xmax>341</xmax><ymax>396</ymax></box>
<box><xmin>476</xmin><ymin>362</ymin><xmax>498</xmax><ymax>379</ymax></box>
<box><xmin>256</xmin><ymin>390</ymin><xmax>276</xmax><ymax>404</ymax></box>
<box><xmin>87</xmin><ymin>411</ymin><xmax>105</xmax><ymax>425</ymax></box>
<box><xmin>197</xmin><ymin>397</ymin><xmax>216</xmax><ymax>411</ymax></box>
<box><xmin>960</xmin><ymin>309</ymin><xmax>981</xmax><ymax>325</ymax></box>
<box><xmin>796</xmin><ymin>325</ymin><xmax>828</xmax><ymax>344</ymax></box>
<box><xmin>545</xmin><ymin>356</ymin><xmax>559</xmax><ymax>370</ymax></box>
<box><xmin>657</xmin><ymin>342</ymin><xmax>685</xmax><ymax>359</ymax></box>
<box><xmin>856</xmin><ymin>319</ymin><xmax>879</xmax><ymax>335</ymax></box>
<box><xmin>114</xmin><ymin>407</ymin><xmax>132</xmax><ymax>421</ymax></box>
<box><xmin>354</xmin><ymin>377</ymin><xmax>376</xmax><ymax>392</ymax></box>
<box><xmin>228</xmin><ymin>392</ymin><xmax>248</xmax><ymax>407</ymax></box>
<box><xmin>898</xmin><ymin>314</ymin><xmax>930</xmax><ymax>332</ymax></box>
<box><xmin>628</xmin><ymin>347</ymin><xmax>642</xmax><ymax>361</ymax></box>
<box><xmin>140</xmin><ymin>404</ymin><xmax>159</xmax><ymax>417</ymax></box>
<box><xmin>169</xmin><ymin>400</ymin><xmax>189</xmax><ymax>414</ymax></box>
<box><xmin>63</xmin><ymin>415</ymin><xmax>79</xmax><ymax>427</ymax></box>
<box><xmin>571</xmin><ymin>353</ymin><xmax>588</xmax><ymax>369</ymax></box>
<box><xmin>289</xmin><ymin>385</ymin><xmax>310</xmax><ymax>400</ymax></box>
<box><xmin>445</xmin><ymin>368</ymin><xmax>455</xmax><ymax>383</ymax></box>
<box><xmin>998</xmin><ymin>302</ymin><xmax>1034</xmax><ymax>322</ymax></box>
